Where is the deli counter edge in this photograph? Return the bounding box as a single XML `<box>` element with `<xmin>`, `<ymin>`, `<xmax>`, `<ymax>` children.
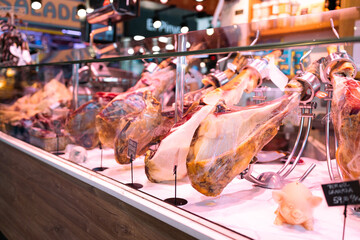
<box><xmin>0</xmin><ymin>132</ymin><xmax>246</xmax><ymax>240</ymax></box>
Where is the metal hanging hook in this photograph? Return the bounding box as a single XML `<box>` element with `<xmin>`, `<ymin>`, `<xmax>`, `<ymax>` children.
<box><xmin>250</xmin><ymin>30</ymin><xmax>260</xmax><ymax>46</ymax></box>
<box><xmin>241</xmin><ymin>101</ymin><xmax>317</xmax><ymax>189</ymax></box>
<box><xmin>330</xmin><ymin>18</ymin><xmax>341</xmax><ymax>52</ymax></box>
<box><xmin>249</xmin><ymin>30</ymin><xmax>260</xmax><ymax>60</ymax></box>
<box><xmin>279</xmin><ymin>102</ymin><xmax>316</xmax><ymax>178</ymax></box>
<box><xmin>299</xmin><ymin>47</ymin><xmax>313</xmax><ymax>73</ymax></box>
<box><xmin>330</xmin><ymin>18</ymin><xmax>340</xmax><ymax>40</ymax></box>
<box><xmin>216</xmin><ymin>52</ymin><xmax>233</xmax><ymax>72</ymax></box>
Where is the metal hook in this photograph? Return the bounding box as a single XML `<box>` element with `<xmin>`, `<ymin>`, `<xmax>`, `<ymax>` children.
<box><xmin>216</xmin><ymin>52</ymin><xmax>233</xmax><ymax>71</ymax></box>
<box><xmin>330</xmin><ymin>18</ymin><xmax>340</xmax><ymax>40</ymax></box>
<box><xmin>330</xmin><ymin>18</ymin><xmax>341</xmax><ymax>52</ymax></box>
<box><xmin>90</xmin><ymin>25</ymin><xmax>116</xmax><ymax>58</ymax></box>
<box><xmin>249</xmin><ymin>30</ymin><xmax>260</xmax><ymax>60</ymax></box>
<box><xmin>250</xmin><ymin>30</ymin><xmax>260</xmax><ymax>46</ymax></box>
<box><xmin>241</xmin><ymin>102</ymin><xmax>316</xmax><ymax>189</ymax></box>
<box><xmin>277</xmin><ymin>102</ymin><xmax>315</xmax><ymax>178</ymax></box>
<box><xmin>324</xmin><ymin>85</ymin><xmax>343</xmax><ymax>181</ymax></box>
<box><xmin>299</xmin><ymin>47</ymin><xmax>313</xmax><ymax>73</ymax></box>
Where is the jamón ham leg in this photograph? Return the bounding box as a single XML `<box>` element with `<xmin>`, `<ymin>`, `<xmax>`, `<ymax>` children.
<box><xmin>186</xmin><ymin>92</ymin><xmax>301</xmax><ymax>196</ymax></box>
<box><xmin>145</xmin><ymin>104</ymin><xmax>215</xmax><ymax>182</ymax></box>
<box><xmin>331</xmin><ymin>62</ymin><xmax>360</xmax><ymax>180</ymax></box>
<box><xmin>144</xmin><ymin>51</ymin><xmax>282</xmax><ymax>183</ymax></box>
<box><xmin>118</xmin><ymin>54</ymin><xmax>246</xmax><ymax>167</ymax></box>
<box><xmin>66</xmin><ymin>92</ymin><xmax>118</xmax><ymax>149</ymax></box>
<box><xmin>114</xmin><ymin>92</ymin><xmax>174</xmax><ymax>164</ymax></box>
<box><xmin>96</xmin><ymin>66</ymin><xmax>176</xmax><ymax>148</ymax></box>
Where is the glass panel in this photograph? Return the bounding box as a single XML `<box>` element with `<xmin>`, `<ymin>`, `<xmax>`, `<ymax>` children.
<box><xmin>1</xmin><ymin>8</ymin><xmax>360</xmax><ymax>239</ymax></box>
<box><xmin>1</xmin><ymin>7</ymin><xmax>360</xmax><ymax>68</ymax></box>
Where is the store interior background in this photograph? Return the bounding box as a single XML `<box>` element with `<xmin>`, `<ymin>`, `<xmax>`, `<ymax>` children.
<box><xmin>2</xmin><ymin>0</ymin><xmax>359</xmax><ymax>58</ymax></box>
<box><xmin>1</xmin><ymin>1</ymin><xmax>360</xmax><ymax>240</ymax></box>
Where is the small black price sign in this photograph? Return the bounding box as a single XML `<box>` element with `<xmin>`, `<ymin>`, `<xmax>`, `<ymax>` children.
<box><xmin>53</xmin><ymin>120</ymin><xmax>62</xmax><ymax>135</ymax></box>
<box><xmin>321</xmin><ymin>180</ymin><xmax>360</xmax><ymax>207</ymax></box>
<box><xmin>127</xmin><ymin>139</ymin><xmax>137</xmax><ymax>159</ymax></box>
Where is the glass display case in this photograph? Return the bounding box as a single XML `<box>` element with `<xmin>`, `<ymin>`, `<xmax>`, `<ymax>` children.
<box><xmin>1</xmin><ymin>7</ymin><xmax>360</xmax><ymax>240</ymax></box>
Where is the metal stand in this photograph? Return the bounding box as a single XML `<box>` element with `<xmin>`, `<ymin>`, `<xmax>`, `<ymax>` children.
<box><xmin>53</xmin><ymin>133</ymin><xmax>65</xmax><ymax>156</ymax></box>
<box><xmin>242</xmin><ymin>102</ymin><xmax>316</xmax><ymax>189</ymax></box>
<box><xmin>164</xmin><ymin>165</ymin><xmax>188</xmax><ymax>206</ymax></box>
<box><xmin>92</xmin><ymin>143</ymin><xmax>108</xmax><ymax>172</ymax></box>
<box><xmin>52</xmin><ymin>120</ymin><xmax>64</xmax><ymax>156</ymax></box>
<box><xmin>125</xmin><ymin>155</ymin><xmax>143</xmax><ymax>190</ymax></box>
<box><xmin>324</xmin><ymin>85</ymin><xmax>343</xmax><ymax>181</ymax></box>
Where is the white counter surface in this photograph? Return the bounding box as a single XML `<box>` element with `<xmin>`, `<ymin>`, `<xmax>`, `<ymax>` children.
<box><xmin>68</xmin><ymin>147</ymin><xmax>360</xmax><ymax>240</ymax></box>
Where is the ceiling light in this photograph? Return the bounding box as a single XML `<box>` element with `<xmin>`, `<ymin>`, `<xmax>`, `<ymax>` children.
<box><xmin>158</xmin><ymin>36</ymin><xmax>168</xmax><ymax>43</ymax></box>
<box><xmin>134</xmin><ymin>35</ymin><xmax>145</xmax><ymax>41</ymax></box>
<box><xmin>152</xmin><ymin>15</ymin><xmax>162</xmax><ymax>29</ymax></box>
<box><xmin>165</xmin><ymin>44</ymin><xmax>174</xmax><ymax>51</ymax></box>
<box><xmin>160</xmin><ymin>0</ymin><xmax>168</xmax><ymax>3</ymax></box>
<box><xmin>180</xmin><ymin>21</ymin><xmax>189</xmax><ymax>33</ymax></box>
<box><xmin>77</xmin><ymin>4</ymin><xmax>86</xmax><ymax>18</ymax></box>
<box><xmin>181</xmin><ymin>26</ymin><xmax>189</xmax><ymax>33</ymax></box>
<box><xmin>128</xmin><ymin>48</ymin><xmax>134</xmax><ymax>55</ymax></box>
<box><xmin>31</xmin><ymin>0</ymin><xmax>42</xmax><ymax>10</ymax></box>
<box><xmin>206</xmin><ymin>28</ymin><xmax>214</xmax><ymax>36</ymax></box>
<box><xmin>195</xmin><ymin>4</ymin><xmax>204</xmax><ymax>12</ymax></box>
<box><xmin>196</xmin><ymin>0</ymin><xmax>204</xmax><ymax>2</ymax></box>
<box><xmin>152</xmin><ymin>46</ymin><xmax>161</xmax><ymax>52</ymax></box>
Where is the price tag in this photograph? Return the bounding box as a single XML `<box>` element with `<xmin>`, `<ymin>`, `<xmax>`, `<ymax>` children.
<box><xmin>53</xmin><ymin>120</ymin><xmax>62</xmax><ymax>135</ymax></box>
<box><xmin>127</xmin><ymin>139</ymin><xmax>138</xmax><ymax>159</ymax></box>
<box><xmin>321</xmin><ymin>180</ymin><xmax>360</xmax><ymax>206</ymax></box>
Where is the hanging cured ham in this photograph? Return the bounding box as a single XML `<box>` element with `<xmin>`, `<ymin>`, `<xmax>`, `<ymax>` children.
<box><xmin>66</xmin><ymin>92</ymin><xmax>118</xmax><ymax>149</ymax></box>
<box><xmin>114</xmin><ymin>91</ymin><xmax>174</xmax><ymax>164</ymax></box>
<box><xmin>117</xmin><ymin>54</ymin><xmax>247</xmax><ymax>166</ymax></box>
<box><xmin>96</xmin><ymin>66</ymin><xmax>176</xmax><ymax>148</ymax></box>
<box><xmin>144</xmin><ymin>51</ymin><xmax>282</xmax><ymax>183</ymax></box>
<box><xmin>186</xmin><ymin>89</ymin><xmax>301</xmax><ymax>196</ymax></box>
<box><xmin>331</xmin><ymin>61</ymin><xmax>360</xmax><ymax>180</ymax></box>
<box><xmin>0</xmin><ymin>79</ymin><xmax>72</xmax><ymax>123</ymax></box>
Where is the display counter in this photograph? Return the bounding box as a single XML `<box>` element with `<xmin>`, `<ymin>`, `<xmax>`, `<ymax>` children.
<box><xmin>0</xmin><ymin>132</ymin><xmax>244</xmax><ymax>240</ymax></box>
<box><xmin>1</xmin><ymin>130</ymin><xmax>360</xmax><ymax>240</ymax></box>
<box><xmin>1</xmin><ymin>7</ymin><xmax>360</xmax><ymax>240</ymax></box>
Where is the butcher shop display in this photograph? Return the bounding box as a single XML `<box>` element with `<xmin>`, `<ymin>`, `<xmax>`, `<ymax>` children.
<box><xmin>145</xmin><ymin>51</ymin><xmax>283</xmax><ymax>183</ymax></box>
<box><xmin>114</xmin><ymin>91</ymin><xmax>174</xmax><ymax>164</ymax></box>
<box><xmin>66</xmin><ymin>92</ymin><xmax>119</xmax><ymax>149</ymax></box>
<box><xmin>96</xmin><ymin>64</ymin><xmax>177</xmax><ymax>148</ymax></box>
<box><xmin>0</xmin><ymin>78</ymin><xmax>72</xmax><ymax>124</ymax></box>
<box><xmin>0</xmin><ymin>78</ymin><xmax>72</xmax><ymax>150</ymax></box>
<box><xmin>2</xmin><ymin>11</ymin><xmax>360</xmax><ymax>238</ymax></box>
<box><xmin>116</xmin><ymin>53</ymin><xmax>248</xmax><ymax>166</ymax></box>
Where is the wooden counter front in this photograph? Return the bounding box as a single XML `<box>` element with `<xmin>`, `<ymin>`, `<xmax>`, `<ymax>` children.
<box><xmin>0</xmin><ymin>140</ymin><xmax>199</xmax><ymax>240</ymax></box>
